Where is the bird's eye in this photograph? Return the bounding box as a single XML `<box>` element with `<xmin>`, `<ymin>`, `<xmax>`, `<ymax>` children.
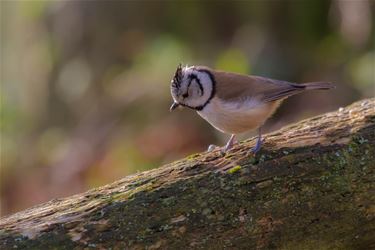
<box><xmin>182</xmin><ymin>93</ymin><xmax>189</xmax><ymax>98</ymax></box>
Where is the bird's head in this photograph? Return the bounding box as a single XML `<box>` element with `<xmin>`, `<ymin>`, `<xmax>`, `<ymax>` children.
<box><xmin>170</xmin><ymin>64</ymin><xmax>215</xmax><ymax>111</ymax></box>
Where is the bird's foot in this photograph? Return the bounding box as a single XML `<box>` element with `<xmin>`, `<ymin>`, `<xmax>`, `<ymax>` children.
<box><xmin>221</xmin><ymin>134</ymin><xmax>237</xmax><ymax>154</ymax></box>
<box><xmin>247</xmin><ymin>137</ymin><xmax>263</xmax><ymax>156</ymax></box>
<box><xmin>207</xmin><ymin>144</ymin><xmax>220</xmax><ymax>152</ymax></box>
<box><xmin>208</xmin><ymin>135</ymin><xmax>238</xmax><ymax>155</ymax></box>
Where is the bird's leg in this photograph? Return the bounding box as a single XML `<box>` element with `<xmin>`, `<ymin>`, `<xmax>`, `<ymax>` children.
<box><xmin>223</xmin><ymin>134</ymin><xmax>237</xmax><ymax>153</ymax></box>
<box><xmin>249</xmin><ymin>127</ymin><xmax>263</xmax><ymax>154</ymax></box>
<box><xmin>208</xmin><ymin>134</ymin><xmax>237</xmax><ymax>153</ymax></box>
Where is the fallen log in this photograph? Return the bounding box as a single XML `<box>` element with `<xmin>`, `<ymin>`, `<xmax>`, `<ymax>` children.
<box><xmin>1</xmin><ymin>98</ymin><xmax>374</xmax><ymax>249</ymax></box>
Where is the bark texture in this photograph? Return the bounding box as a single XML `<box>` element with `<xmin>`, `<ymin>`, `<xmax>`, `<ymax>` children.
<box><xmin>1</xmin><ymin>98</ymin><xmax>374</xmax><ymax>250</ymax></box>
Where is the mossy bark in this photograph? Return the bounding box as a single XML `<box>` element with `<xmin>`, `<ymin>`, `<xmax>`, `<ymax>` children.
<box><xmin>1</xmin><ymin>98</ymin><xmax>374</xmax><ymax>250</ymax></box>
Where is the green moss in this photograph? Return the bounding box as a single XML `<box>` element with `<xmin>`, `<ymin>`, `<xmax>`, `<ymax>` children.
<box><xmin>187</xmin><ymin>153</ymin><xmax>201</xmax><ymax>160</ymax></box>
<box><xmin>227</xmin><ymin>165</ymin><xmax>242</xmax><ymax>174</ymax></box>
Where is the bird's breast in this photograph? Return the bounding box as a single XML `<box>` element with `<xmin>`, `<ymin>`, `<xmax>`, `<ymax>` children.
<box><xmin>197</xmin><ymin>97</ymin><xmax>280</xmax><ymax>134</ymax></box>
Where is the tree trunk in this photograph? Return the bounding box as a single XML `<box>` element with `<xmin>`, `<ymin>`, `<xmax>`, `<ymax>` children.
<box><xmin>1</xmin><ymin>98</ymin><xmax>374</xmax><ymax>250</ymax></box>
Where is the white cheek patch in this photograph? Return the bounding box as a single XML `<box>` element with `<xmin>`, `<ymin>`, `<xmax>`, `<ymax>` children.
<box><xmin>190</xmin><ymin>81</ymin><xmax>201</xmax><ymax>97</ymax></box>
<box><xmin>179</xmin><ymin>66</ymin><xmax>214</xmax><ymax>109</ymax></box>
<box><xmin>195</xmin><ymin>83</ymin><xmax>202</xmax><ymax>96</ymax></box>
<box><xmin>195</xmin><ymin>71</ymin><xmax>212</xmax><ymax>91</ymax></box>
<box><xmin>193</xmin><ymin>71</ymin><xmax>213</xmax><ymax>104</ymax></box>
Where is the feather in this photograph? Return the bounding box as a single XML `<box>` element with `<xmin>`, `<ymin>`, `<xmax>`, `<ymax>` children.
<box><xmin>203</xmin><ymin>67</ymin><xmax>333</xmax><ymax>103</ymax></box>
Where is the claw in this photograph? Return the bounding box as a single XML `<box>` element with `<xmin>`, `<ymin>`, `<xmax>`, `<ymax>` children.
<box><xmin>247</xmin><ymin>127</ymin><xmax>263</xmax><ymax>155</ymax></box>
<box><xmin>250</xmin><ymin>138</ymin><xmax>263</xmax><ymax>154</ymax></box>
<box><xmin>207</xmin><ymin>144</ymin><xmax>219</xmax><ymax>152</ymax></box>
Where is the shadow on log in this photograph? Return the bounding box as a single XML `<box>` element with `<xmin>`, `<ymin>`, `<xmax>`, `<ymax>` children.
<box><xmin>1</xmin><ymin>98</ymin><xmax>374</xmax><ymax>249</ymax></box>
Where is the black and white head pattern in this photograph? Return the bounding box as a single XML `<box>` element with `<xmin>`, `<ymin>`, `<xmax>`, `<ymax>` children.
<box><xmin>170</xmin><ymin>64</ymin><xmax>215</xmax><ymax>111</ymax></box>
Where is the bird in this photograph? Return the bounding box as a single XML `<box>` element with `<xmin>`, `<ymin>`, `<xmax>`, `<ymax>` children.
<box><xmin>169</xmin><ymin>64</ymin><xmax>334</xmax><ymax>154</ymax></box>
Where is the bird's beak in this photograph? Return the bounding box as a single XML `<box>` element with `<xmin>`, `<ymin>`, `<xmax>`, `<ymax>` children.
<box><xmin>170</xmin><ymin>102</ymin><xmax>180</xmax><ymax>111</ymax></box>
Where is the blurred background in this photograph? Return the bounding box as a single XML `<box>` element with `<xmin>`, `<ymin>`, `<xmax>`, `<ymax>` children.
<box><xmin>1</xmin><ymin>0</ymin><xmax>374</xmax><ymax>216</ymax></box>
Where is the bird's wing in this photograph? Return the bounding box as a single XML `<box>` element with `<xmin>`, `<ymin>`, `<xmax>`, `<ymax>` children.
<box><xmin>208</xmin><ymin>69</ymin><xmax>304</xmax><ymax>103</ymax></box>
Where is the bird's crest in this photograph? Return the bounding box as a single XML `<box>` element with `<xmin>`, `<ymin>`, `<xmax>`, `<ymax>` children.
<box><xmin>171</xmin><ymin>63</ymin><xmax>183</xmax><ymax>88</ymax></box>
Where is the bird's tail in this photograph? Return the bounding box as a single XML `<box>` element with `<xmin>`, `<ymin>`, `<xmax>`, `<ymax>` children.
<box><xmin>300</xmin><ymin>82</ymin><xmax>335</xmax><ymax>90</ymax></box>
<box><xmin>262</xmin><ymin>81</ymin><xmax>335</xmax><ymax>103</ymax></box>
